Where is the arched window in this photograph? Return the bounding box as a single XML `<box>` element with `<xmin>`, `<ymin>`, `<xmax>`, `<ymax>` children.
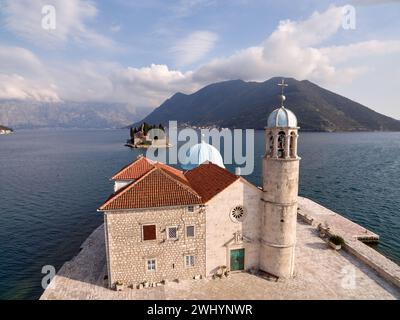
<box><xmin>268</xmin><ymin>134</ymin><xmax>273</xmax><ymax>155</ymax></box>
<box><xmin>290</xmin><ymin>132</ymin><xmax>296</xmax><ymax>158</ymax></box>
<box><xmin>278</xmin><ymin>131</ymin><xmax>285</xmax><ymax>158</ymax></box>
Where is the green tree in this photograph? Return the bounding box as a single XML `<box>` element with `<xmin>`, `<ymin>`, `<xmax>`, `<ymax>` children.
<box><xmin>130</xmin><ymin>127</ymin><xmax>135</xmax><ymax>139</ymax></box>
<box><xmin>143</xmin><ymin>122</ymin><xmax>151</xmax><ymax>135</ymax></box>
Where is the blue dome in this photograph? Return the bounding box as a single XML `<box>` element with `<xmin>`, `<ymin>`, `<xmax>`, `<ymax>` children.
<box><xmin>181</xmin><ymin>141</ymin><xmax>225</xmax><ymax>170</ymax></box>
<box><xmin>267</xmin><ymin>107</ymin><xmax>297</xmax><ymax>128</ymax></box>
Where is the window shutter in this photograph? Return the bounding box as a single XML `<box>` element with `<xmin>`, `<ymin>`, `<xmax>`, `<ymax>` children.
<box><xmin>143</xmin><ymin>225</ymin><xmax>156</xmax><ymax>240</ymax></box>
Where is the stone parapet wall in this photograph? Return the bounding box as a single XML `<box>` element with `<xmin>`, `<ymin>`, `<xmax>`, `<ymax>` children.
<box><xmin>298</xmin><ymin>196</ymin><xmax>400</xmax><ymax>289</ymax></box>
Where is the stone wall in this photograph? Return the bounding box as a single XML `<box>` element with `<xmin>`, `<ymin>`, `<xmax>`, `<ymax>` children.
<box><xmin>260</xmin><ymin>156</ymin><xmax>300</xmax><ymax>278</ymax></box>
<box><xmin>104</xmin><ymin>205</ymin><xmax>206</xmax><ymax>288</ymax></box>
<box><xmin>205</xmin><ymin>179</ymin><xmax>262</xmax><ymax>276</ymax></box>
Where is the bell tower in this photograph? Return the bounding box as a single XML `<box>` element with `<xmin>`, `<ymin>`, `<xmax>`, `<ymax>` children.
<box><xmin>260</xmin><ymin>79</ymin><xmax>300</xmax><ymax>278</ymax></box>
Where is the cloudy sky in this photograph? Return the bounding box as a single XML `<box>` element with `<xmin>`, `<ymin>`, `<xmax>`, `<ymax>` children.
<box><xmin>0</xmin><ymin>0</ymin><xmax>399</xmax><ymax>118</ymax></box>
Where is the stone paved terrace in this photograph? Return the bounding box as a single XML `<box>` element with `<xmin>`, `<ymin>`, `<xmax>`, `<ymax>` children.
<box><xmin>298</xmin><ymin>197</ymin><xmax>379</xmax><ymax>241</ymax></box>
<box><xmin>41</xmin><ymin>198</ymin><xmax>400</xmax><ymax>300</ymax></box>
<box><xmin>298</xmin><ymin>197</ymin><xmax>400</xmax><ymax>288</ymax></box>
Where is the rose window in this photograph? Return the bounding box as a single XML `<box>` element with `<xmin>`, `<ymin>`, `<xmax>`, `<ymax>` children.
<box><xmin>230</xmin><ymin>206</ymin><xmax>246</xmax><ymax>222</ymax></box>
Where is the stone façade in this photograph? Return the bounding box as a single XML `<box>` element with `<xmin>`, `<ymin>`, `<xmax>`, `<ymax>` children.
<box><xmin>104</xmin><ymin>205</ymin><xmax>206</xmax><ymax>288</ymax></box>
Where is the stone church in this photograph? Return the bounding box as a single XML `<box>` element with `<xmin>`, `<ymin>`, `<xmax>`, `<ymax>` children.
<box><xmin>99</xmin><ymin>88</ymin><xmax>300</xmax><ymax>289</ymax></box>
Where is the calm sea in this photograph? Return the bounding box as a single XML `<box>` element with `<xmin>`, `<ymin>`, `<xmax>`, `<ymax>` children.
<box><xmin>0</xmin><ymin>129</ymin><xmax>399</xmax><ymax>299</ymax></box>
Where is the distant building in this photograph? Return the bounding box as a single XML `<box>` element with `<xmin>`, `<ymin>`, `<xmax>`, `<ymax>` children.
<box><xmin>0</xmin><ymin>125</ymin><xmax>13</xmax><ymax>135</ymax></box>
<box><xmin>128</xmin><ymin>123</ymin><xmax>169</xmax><ymax>148</ymax></box>
<box><xmin>99</xmin><ymin>82</ymin><xmax>300</xmax><ymax>289</ymax></box>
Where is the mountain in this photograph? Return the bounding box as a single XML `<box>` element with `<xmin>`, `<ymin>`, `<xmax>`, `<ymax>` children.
<box><xmin>133</xmin><ymin>77</ymin><xmax>400</xmax><ymax>132</ymax></box>
<box><xmin>0</xmin><ymin>100</ymin><xmax>149</xmax><ymax>129</ymax></box>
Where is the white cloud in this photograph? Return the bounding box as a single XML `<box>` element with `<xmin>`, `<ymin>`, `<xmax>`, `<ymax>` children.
<box><xmin>320</xmin><ymin>40</ymin><xmax>400</xmax><ymax>64</ymax></box>
<box><xmin>1</xmin><ymin>0</ymin><xmax>115</xmax><ymax>48</ymax></box>
<box><xmin>0</xmin><ymin>46</ymin><xmax>42</xmax><ymax>75</ymax></box>
<box><xmin>0</xmin><ymin>43</ymin><xmax>195</xmax><ymax>106</ymax></box>
<box><xmin>171</xmin><ymin>31</ymin><xmax>218</xmax><ymax>67</ymax></box>
<box><xmin>0</xmin><ymin>74</ymin><xmax>60</xmax><ymax>102</ymax></box>
<box><xmin>1</xmin><ymin>5</ymin><xmax>399</xmax><ymax>117</ymax></box>
<box><xmin>195</xmin><ymin>6</ymin><xmax>346</xmax><ymax>84</ymax></box>
<box><xmin>110</xmin><ymin>64</ymin><xmax>195</xmax><ymax>107</ymax></box>
<box><xmin>0</xmin><ymin>45</ymin><xmax>60</xmax><ymax>101</ymax></box>
<box><xmin>195</xmin><ymin>5</ymin><xmax>400</xmax><ymax>87</ymax></box>
<box><xmin>53</xmin><ymin>62</ymin><xmax>196</xmax><ymax>107</ymax></box>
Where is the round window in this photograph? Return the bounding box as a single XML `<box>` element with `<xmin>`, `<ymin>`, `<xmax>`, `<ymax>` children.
<box><xmin>230</xmin><ymin>205</ymin><xmax>246</xmax><ymax>222</ymax></box>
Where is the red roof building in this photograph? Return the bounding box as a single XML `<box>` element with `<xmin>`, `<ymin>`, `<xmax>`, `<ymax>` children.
<box><xmin>98</xmin><ymin>86</ymin><xmax>301</xmax><ymax>290</ymax></box>
<box><xmin>100</xmin><ymin>155</ymin><xmax>241</xmax><ymax>210</ymax></box>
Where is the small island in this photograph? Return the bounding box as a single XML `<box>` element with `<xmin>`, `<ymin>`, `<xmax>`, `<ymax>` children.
<box><xmin>125</xmin><ymin>122</ymin><xmax>171</xmax><ymax>148</ymax></box>
<box><xmin>0</xmin><ymin>125</ymin><xmax>13</xmax><ymax>135</ymax></box>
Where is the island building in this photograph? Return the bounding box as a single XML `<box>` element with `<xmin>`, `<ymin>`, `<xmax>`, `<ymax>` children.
<box><xmin>98</xmin><ymin>81</ymin><xmax>300</xmax><ymax>289</ymax></box>
<box><xmin>0</xmin><ymin>125</ymin><xmax>13</xmax><ymax>135</ymax></box>
<box><xmin>127</xmin><ymin>123</ymin><xmax>169</xmax><ymax>148</ymax></box>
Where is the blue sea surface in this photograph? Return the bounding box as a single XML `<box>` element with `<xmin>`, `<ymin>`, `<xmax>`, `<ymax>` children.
<box><xmin>0</xmin><ymin>129</ymin><xmax>399</xmax><ymax>299</ymax></box>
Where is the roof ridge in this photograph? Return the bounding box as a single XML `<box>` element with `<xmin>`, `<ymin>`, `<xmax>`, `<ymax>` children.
<box><xmin>184</xmin><ymin>162</ymin><xmax>239</xmax><ymax>203</ymax></box>
<box><xmin>100</xmin><ymin>167</ymin><xmax>157</xmax><ymax>210</ymax></box>
<box><xmin>155</xmin><ymin>167</ymin><xmax>202</xmax><ymax>200</ymax></box>
<box><xmin>154</xmin><ymin>161</ymin><xmax>183</xmax><ymax>174</ymax></box>
<box><xmin>186</xmin><ymin>162</ymin><xmax>238</xmax><ymax>178</ymax></box>
<box><xmin>111</xmin><ymin>156</ymin><xmax>152</xmax><ymax>180</ymax></box>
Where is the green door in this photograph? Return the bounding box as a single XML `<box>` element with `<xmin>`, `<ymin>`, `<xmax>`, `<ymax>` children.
<box><xmin>230</xmin><ymin>249</ymin><xmax>245</xmax><ymax>271</ymax></box>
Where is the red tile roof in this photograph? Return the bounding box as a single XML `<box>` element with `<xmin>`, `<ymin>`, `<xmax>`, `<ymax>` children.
<box><xmin>184</xmin><ymin>162</ymin><xmax>239</xmax><ymax>202</ymax></box>
<box><xmin>100</xmin><ymin>157</ymin><xmax>240</xmax><ymax>211</ymax></box>
<box><xmin>111</xmin><ymin>156</ymin><xmax>154</xmax><ymax>180</ymax></box>
<box><xmin>100</xmin><ymin>168</ymin><xmax>202</xmax><ymax>211</ymax></box>
<box><xmin>154</xmin><ymin>162</ymin><xmax>190</xmax><ymax>186</ymax></box>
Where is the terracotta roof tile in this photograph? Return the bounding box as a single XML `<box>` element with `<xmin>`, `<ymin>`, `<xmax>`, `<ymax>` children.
<box><xmin>184</xmin><ymin>162</ymin><xmax>239</xmax><ymax>202</ymax></box>
<box><xmin>100</xmin><ymin>168</ymin><xmax>202</xmax><ymax>210</ymax></box>
<box><xmin>153</xmin><ymin>162</ymin><xmax>190</xmax><ymax>186</ymax></box>
<box><xmin>111</xmin><ymin>156</ymin><xmax>154</xmax><ymax>180</ymax></box>
<box><xmin>101</xmin><ymin>157</ymin><xmax>240</xmax><ymax>211</ymax></box>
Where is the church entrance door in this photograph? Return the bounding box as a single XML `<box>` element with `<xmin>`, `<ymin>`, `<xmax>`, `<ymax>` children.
<box><xmin>230</xmin><ymin>248</ymin><xmax>245</xmax><ymax>271</ymax></box>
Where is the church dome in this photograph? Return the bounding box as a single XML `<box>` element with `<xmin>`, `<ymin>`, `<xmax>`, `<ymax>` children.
<box><xmin>267</xmin><ymin>106</ymin><xmax>297</xmax><ymax>128</ymax></box>
<box><xmin>181</xmin><ymin>141</ymin><xmax>225</xmax><ymax>170</ymax></box>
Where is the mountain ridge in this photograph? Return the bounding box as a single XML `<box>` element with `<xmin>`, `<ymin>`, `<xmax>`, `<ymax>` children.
<box><xmin>133</xmin><ymin>77</ymin><xmax>400</xmax><ymax>132</ymax></box>
<box><xmin>0</xmin><ymin>100</ymin><xmax>149</xmax><ymax>129</ymax></box>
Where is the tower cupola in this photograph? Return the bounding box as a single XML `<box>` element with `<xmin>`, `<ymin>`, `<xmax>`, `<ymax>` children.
<box><xmin>265</xmin><ymin>79</ymin><xmax>299</xmax><ymax>160</ymax></box>
<box><xmin>267</xmin><ymin>107</ymin><xmax>297</xmax><ymax>128</ymax></box>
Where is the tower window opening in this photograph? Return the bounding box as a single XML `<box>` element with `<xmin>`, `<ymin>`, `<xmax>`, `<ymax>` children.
<box><xmin>290</xmin><ymin>132</ymin><xmax>296</xmax><ymax>158</ymax></box>
<box><xmin>268</xmin><ymin>134</ymin><xmax>273</xmax><ymax>155</ymax></box>
<box><xmin>278</xmin><ymin>131</ymin><xmax>286</xmax><ymax>158</ymax></box>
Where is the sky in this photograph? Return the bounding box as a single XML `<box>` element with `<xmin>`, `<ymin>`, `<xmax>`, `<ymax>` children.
<box><xmin>0</xmin><ymin>0</ymin><xmax>399</xmax><ymax>118</ymax></box>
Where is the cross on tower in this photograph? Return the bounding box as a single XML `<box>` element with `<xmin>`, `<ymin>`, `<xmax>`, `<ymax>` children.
<box><xmin>277</xmin><ymin>78</ymin><xmax>288</xmax><ymax>107</ymax></box>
